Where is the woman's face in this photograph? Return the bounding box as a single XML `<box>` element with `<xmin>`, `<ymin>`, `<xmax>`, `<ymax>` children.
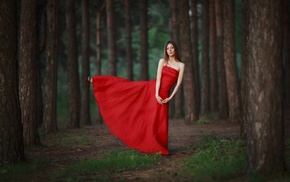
<box><xmin>166</xmin><ymin>43</ymin><xmax>175</xmax><ymax>57</ymax></box>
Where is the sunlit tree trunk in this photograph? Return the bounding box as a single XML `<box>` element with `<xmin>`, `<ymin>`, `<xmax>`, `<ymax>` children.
<box><xmin>0</xmin><ymin>0</ymin><xmax>25</xmax><ymax>164</ymax></box>
<box><xmin>201</xmin><ymin>0</ymin><xmax>210</xmax><ymax>115</ymax></box>
<box><xmin>140</xmin><ymin>0</ymin><xmax>148</xmax><ymax>80</ymax></box>
<box><xmin>284</xmin><ymin>0</ymin><xmax>290</xmax><ymax>106</ymax></box>
<box><xmin>177</xmin><ymin>0</ymin><xmax>198</xmax><ymax>124</ymax></box>
<box><xmin>209</xmin><ymin>0</ymin><xmax>218</xmax><ymax>113</ymax></box>
<box><xmin>81</xmin><ymin>0</ymin><xmax>92</xmax><ymax>126</ymax></box>
<box><xmin>215</xmin><ymin>0</ymin><xmax>229</xmax><ymax>119</ymax></box>
<box><xmin>43</xmin><ymin>0</ymin><xmax>59</xmax><ymax>133</ymax></box>
<box><xmin>106</xmin><ymin>0</ymin><xmax>117</xmax><ymax>76</ymax></box>
<box><xmin>223</xmin><ymin>0</ymin><xmax>240</xmax><ymax>122</ymax></box>
<box><xmin>125</xmin><ymin>0</ymin><xmax>133</xmax><ymax>80</ymax></box>
<box><xmin>240</xmin><ymin>0</ymin><xmax>249</xmax><ymax>139</ymax></box>
<box><xmin>191</xmin><ymin>0</ymin><xmax>200</xmax><ymax>115</ymax></box>
<box><xmin>247</xmin><ymin>0</ymin><xmax>284</xmax><ymax>173</ymax></box>
<box><xmin>19</xmin><ymin>0</ymin><xmax>41</xmax><ymax>146</ymax></box>
<box><xmin>66</xmin><ymin>0</ymin><xmax>80</xmax><ymax>128</ymax></box>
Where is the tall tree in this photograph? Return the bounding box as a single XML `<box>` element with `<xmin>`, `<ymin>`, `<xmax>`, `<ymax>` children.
<box><xmin>215</xmin><ymin>0</ymin><xmax>229</xmax><ymax>119</ymax></box>
<box><xmin>43</xmin><ymin>0</ymin><xmax>59</xmax><ymax>133</ymax></box>
<box><xmin>140</xmin><ymin>0</ymin><xmax>148</xmax><ymax>80</ymax></box>
<box><xmin>284</xmin><ymin>0</ymin><xmax>290</xmax><ymax>106</ymax></box>
<box><xmin>177</xmin><ymin>0</ymin><xmax>198</xmax><ymax>124</ymax></box>
<box><xmin>191</xmin><ymin>0</ymin><xmax>200</xmax><ymax>114</ymax></box>
<box><xmin>201</xmin><ymin>0</ymin><xmax>210</xmax><ymax>114</ymax></box>
<box><xmin>247</xmin><ymin>0</ymin><xmax>284</xmax><ymax>173</ymax></box>
<box><xmin>240</xmin><ymin>0</ymin><xmax>249</xmax><ymax>139</ymax></box>
<box><xmin>106</xmin><ymin>0</ymin><xmax>117</xmax><ymax>76</ymax></box>
<box><xmin>223</xmin><ymin>0</ymin><xmax>240</xmax><ymax>122</ymax></box>
<box><xmin>209</xmin><ymin>0</ymin><xmax>218</xmax><ymax>113</ymax></box>
<box><xmin>0</xmin><ymin>0</ymin><xmax>25</xmax><ymax>164</ymax></box>
<box><xmin>66</xmin><ymin>0</ymin><xmax>81</xmax><ymax>128</ymax></box>
<box><xmin>81</xmin><ymin>0</ymin><xmax>92</xmax><ymax>125</ymax></box>
<box><xmin>19</xmin><ymin>0</ymin><xmax>41</xmax><ymax>146</ymax></box>
<box><xmin>125</xmin><ymin>0</ymin><xmax>133</xmax><ymax>80</ymax></box>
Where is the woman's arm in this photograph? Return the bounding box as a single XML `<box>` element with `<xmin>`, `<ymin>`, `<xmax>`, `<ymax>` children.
<box><xmin>155</xmin><ymin>58</ymin><xmax>165</xmax><ymax>104</ymax></box>
<box><xmin>162</xmin><ymin>62</ymin><xmax>185</xmax><ymax>104</ymax></box>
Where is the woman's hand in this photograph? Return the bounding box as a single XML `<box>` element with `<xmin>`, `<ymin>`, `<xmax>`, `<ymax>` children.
<box><xmin>162</xmin><ymin>97</ymin><xmax>171</xmax><ymax>104</ymax></box>
<box><xmin>156</xmin><ymin>95</ymin><xmax>163</xmax><ymax>105</ymax></box>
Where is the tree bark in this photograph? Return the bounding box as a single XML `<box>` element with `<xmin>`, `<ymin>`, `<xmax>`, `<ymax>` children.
<box><xmin>209</xmin><ymin>0</ymin><xmax>218</xmax><ymax>113</ymax></box>
<box><xmin>177</xmin><ymin>0</ymin><xmax>198</xmax><ymax>124</ymax></box>
<box><xmin>0</xmin><ymin>0</ymin><xmax>25</xmax><ymax>164</ymax></box>
<box><xmin>125</xmin><ymin>0</ymin><xmax>133</xmax><ymax>80</ymax></box>
<box><xmin>247</xmin><ymin>0</ymin><xmax>284</xmax><ymax>173</ymax></box>
<box><xmin>284</xmin><ymin>0</ymin><xmax>290</xmax><ymax>106</ymax></box>
<box><xmin>66</xmin><ymin>0</ymin><xmax>81</xmax><ymax>128</ymax></box>
<box><xmin>215</xmin><ymin>0</ymin><xmax>229</xmax><ymax>119</ymax></box>
<box><xmin>43</xmin><ymin>0</ymin><xmax>59</xmax><ymax>133</ymax></box>
<box><xmin>140</xmin><ymin>0</ymin><xmax>148</xmax><ymax>80</ymax></box>
<box><xmin>19</xmin><ymin>0</ymin><xmax>41</xmax><ymax>146</ymax></box>
<box><xmin>106</xmin><ymin>0</ymin><xmax>117</xmax><ymax>76</ymax></box>
<box><xmin>201</xmin><ymin>0</ymin><xmax>210</xmax><ymax>115</ymax></box>
<box><xmin>223</xmin><ymin>0</ymin><xmax>240</xmax><ymax>122</ymax></box>
<box><xmin>81</xmin><ymin>0</ymin><xmax>92</xmax><ymax>126</ymax></box>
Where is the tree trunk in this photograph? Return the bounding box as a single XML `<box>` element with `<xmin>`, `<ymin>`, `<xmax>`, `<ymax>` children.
<box><xmin>106</xmin><ymin>0</ymin><xmax>117</xmax><ymax>76</ymax></box>
<box><xmin>125</xmin><ymin>0</ymin><xmax>133</xmax><ymax>80</ymax></box>
<box><xmin>247</xmin><ymin>0</ymin><xmax>284</xmax><ymax>173</ymax></box>
<box><xmin>0</xmin><ymin>0</ymin><xmax>25</xmax><ymax>164</ymax></box>
<box><xmin>66</xmin><ymin>0</ymin><xmax>81</xmax><ymax>128</ymax></box>
<box><xmin>209</xmin><ymin>0</ymin><xmax>218</xmax><ymax>113</ymax></box>
<box><xmin>140</xmin><ymin>0</ymin><xmax>148</xmax><ymax>80</ymax></box>
<box><xmin>43</xmin><ymin>0</ymin><xmax>59</xmax><ymax>133</ymax></box>
<box><xmin>240</xmin><ymin>0</ymin><xmax>249</xmax><ymax>139</ymax></box>
<box><xmin>177</xmin><ymin>0</ymin><xmax>198</xmax><ymax>124</ymax></box>
<box><xmin>81</xmin><ymin>0</ymin><xmax>92</xmax><ymax>126</ymax></box>
<box><xmin>201</xmin><ymin>0</ymin><xmax>210</xmax><ymax>115</ymax></box>
<box><xmin>19</xmin><ymin>0</ymin><xmax>41</xmax><ymax>146</ymax></box>
<box><xmin>215</xmin><ymin>0</ymin><xmax>229</xmax><ymax>119</ymax></box>
<box><xmin>191</xmin><ymin>0</ymin><xmax>200</xmax><ymax>114</ymax></box>
<box><xmin>284</xmin><ymin>0</ymin><xmax>290</xmax><ymax>106</ymax></box>
<box><xmin>223</xmin><ymin>0</ymin><xmax>240</xmax><ymax>122</ymax></box>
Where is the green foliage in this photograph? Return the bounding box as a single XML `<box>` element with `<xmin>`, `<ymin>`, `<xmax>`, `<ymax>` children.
<box><xmin>194</xmin><ymin>112</ymin><xmax>218</xmax><ymax>124</ymax></box>
<box><xmin>52</xmin><ymin>150</ymin><xmax>161</xmax><ymax>181</ymax></box>
<box><xmin>183</xmin><ymin>134</ymin><xmax>246</xmax><ymax>181</ymax></box>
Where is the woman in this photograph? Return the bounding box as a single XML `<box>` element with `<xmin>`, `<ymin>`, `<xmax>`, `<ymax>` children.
<box><xmin>87</xmin><ymin>40</ymin><xmax>184</xmax><ymax>155</ymax></box>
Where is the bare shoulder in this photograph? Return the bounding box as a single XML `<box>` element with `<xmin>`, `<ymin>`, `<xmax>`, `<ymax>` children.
<box><xmin>159</xmin><ymin>58</ymin><xmax>166</xmax><ymax>65</ymax></box>
<box><xmin>178</xmin><ymin>62</ymin><xmax>185</xmax><ymax>68</ymax></box>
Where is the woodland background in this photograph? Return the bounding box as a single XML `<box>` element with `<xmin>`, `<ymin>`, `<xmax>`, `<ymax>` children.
<box><xmin>1</xmin><ymin>0</ymin><xmax>290</xmax><ymax>177</ymax></box>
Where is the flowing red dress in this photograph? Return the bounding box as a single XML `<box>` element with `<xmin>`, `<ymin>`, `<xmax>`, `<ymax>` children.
<box><xmin>91</xmin><ymin>65</ymin><xmax>179</xmax><ymax>155</ymax></box>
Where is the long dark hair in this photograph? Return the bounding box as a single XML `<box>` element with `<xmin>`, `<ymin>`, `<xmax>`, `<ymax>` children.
<box><xmin>163</xmin><ymin>40</ymin><xmax>182</xmax><ymax>62</ymax></box>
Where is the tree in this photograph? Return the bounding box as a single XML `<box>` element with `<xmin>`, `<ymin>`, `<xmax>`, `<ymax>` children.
<box><xmin>43</xmin><ymin>0</ymin><xmax>59</xmax><ymax>133</ymax></box>
<box><xmin>19</xmin><ymin>0</ymin><xmax>41</xmax><ymax>146</ymax></box>
<box><xmin>66</xmin><ymin>0</ymin><xmax>81</xmax><ymax>128</ymax></box>
<box><xmin>0</xmin><ymin>0</ymin><xmax>25</xmax><ymax>164</ymax></box>
<box><xmin>284</xmin><ymin>0</ymin><xmax>290</xmax><ymax>106</ymax></box>
<box><xmin>223</xmin><ymin>0</ymin><xmax>240</xmax><ymax>122</ymax></box>
<box><xmin>201</xmin><ymin>0</ymin><xmax>210</xmax><ymax>114</ymax></box>
<box><xmin>140</xmin><ymin>0</ymin><xmax>148</xmax><ymax>80</ymax></box>
<box><xmin>177</xmin><ymin>0</ymin><xmax>198</xmax><ymax>124</ymax></box>
<box><xmin>81</xmin><ymin>0</ymin><xmax>92</xmax><ymax>126</ymax></box>
<box><xmin>125</xmin><ymin>0</ymin><xmax>133</xmax><ymax>80</ymax></box>
<box><xmin>209</xmin><ymin>0</ymin><xmax>218</xmax><ymax>113</ymax></box>
<box><xmin>215</xmin><ymin>0</ymin><xmax>229</xmax><ymax>119</ymax></box>
<box><xmin>106</xmin><ymin>0</ymin><xmax>117</xmax><ymax>76</ymax></box>
<box><xmin>247</xmin><ymin>0</ymin><xmax>284</xmax><ymax>173</ymax></box>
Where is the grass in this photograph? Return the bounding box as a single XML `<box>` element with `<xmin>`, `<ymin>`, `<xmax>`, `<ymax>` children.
<box><xmin>52</xmin><ymin>150</ymin><xmax>161</xmax><ymax>181</ymax></box>
<box><xmin>182</xmin><ymin>133</ymin><xmax>246</xmax><ymax>181</ymax></box>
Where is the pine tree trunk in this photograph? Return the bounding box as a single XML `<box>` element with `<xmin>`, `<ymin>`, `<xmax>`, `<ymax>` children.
<box><xmin>247</xmin><ymin>0</ymin><xmax>284</xmax><ymax>173</ymax></box>
<box><xmin>223</xmin><ymin>0</ymin><xmax>240</xmax><ymax>122</ymax></box>
<box><xmin>66</xmin><ymin>0</ymin><xmax>81</xmax><ymax>128</ymax></box>
<box><xmin>43</xmin><ymin>0</ymin><xmax>59</xmax><ymax>133</ymax></box>
<box><xmin>177</xmin><ymin>0</ymin><xmax>198</xmax><ymax>124</ymax></box>
<box><xmin>0</xmin><ymin>0</ymin><xmax>25</xmax><ymax>164</ymax></box>
<box><xmin>201</xmin><ymin>0</ymin><xmax>210</xmax><ymax>114</ymax></box>
<box><xmin>140</xmin><ymin>0</ymin><xmax>148</xmax><ymax>80</ymax></box>
<box><xmin>284</xmin><ymin>0</ymin><xmax>290</xmax><ymax>106</ymax></box>
<box><xmin>19</xmin><ymin>0</ymin><xmax>41</xmax><ymax>146</ymax></box>
<box><xmin>125</xmin><ymin>0</ymin><xmax>133</xmax><ymax>80</ymax></box>
<box><xmin>81</xmin><ymin>0</ymin><xmax>92</xmax><ymax>125</ymax></box>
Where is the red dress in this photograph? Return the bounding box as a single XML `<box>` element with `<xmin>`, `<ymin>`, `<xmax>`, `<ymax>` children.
<box><xmin>92</xmin><ymin>66</ymin><xmax>179</xmax><ymax>155</ymax></box>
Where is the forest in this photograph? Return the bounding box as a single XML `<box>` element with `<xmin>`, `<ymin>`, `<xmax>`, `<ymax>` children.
<box><xmin>1</xmin><ymin>0</ymin><xmax>290</xmax><ymax>181</ymax></box>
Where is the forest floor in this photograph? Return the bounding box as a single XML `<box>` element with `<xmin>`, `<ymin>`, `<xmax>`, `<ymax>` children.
<box><xmin>20</xmin><ymin>107</ymin><xmax>290</xmax><ymax>181</ymax></box>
